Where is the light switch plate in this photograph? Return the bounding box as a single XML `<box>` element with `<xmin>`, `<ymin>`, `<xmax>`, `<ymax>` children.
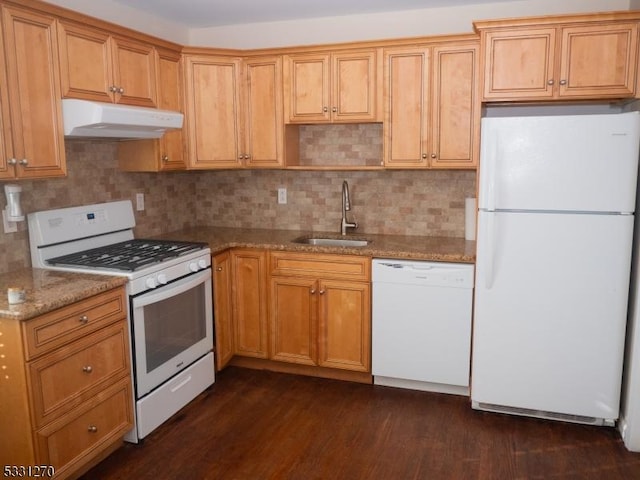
<box><xmin>277</xmin><ymin>188</ymin><xmax>287</xmax><ymax>204</ymax></box>
<box><xmin>136</xmin><ymin>193</ymin><xmax>145</xmax><ymax>211</ymax></box>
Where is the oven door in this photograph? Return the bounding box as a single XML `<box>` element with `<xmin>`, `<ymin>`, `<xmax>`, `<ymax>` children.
<box><xmin>131</xmin><ymin>268</ymin><xmax>213</xmax><ymax>397</ymax></box>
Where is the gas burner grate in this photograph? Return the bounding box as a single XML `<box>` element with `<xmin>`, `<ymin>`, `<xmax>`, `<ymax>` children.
<box><xmin>47</xmin><ymin>239</ymin><xmax>208</xmax><ymax>272</ymax></box>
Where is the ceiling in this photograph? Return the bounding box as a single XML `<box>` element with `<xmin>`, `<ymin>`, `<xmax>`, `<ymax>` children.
<box><xmin>110</xmin><ymin>0</ymin><xmax>518</xmax><ymax>28</ymax></box>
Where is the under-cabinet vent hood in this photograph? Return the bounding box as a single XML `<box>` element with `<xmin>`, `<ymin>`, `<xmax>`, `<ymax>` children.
<box><xmin>62</xmin><ymin>99</ymin><xmax>184</xmax><ymax>139</ymax></box>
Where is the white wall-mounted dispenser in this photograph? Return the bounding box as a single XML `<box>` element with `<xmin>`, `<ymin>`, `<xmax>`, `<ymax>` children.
<box><xmin>5</xmin><ymin>184</ymin><xmax>24</xmax><ymax>221</ymax></box>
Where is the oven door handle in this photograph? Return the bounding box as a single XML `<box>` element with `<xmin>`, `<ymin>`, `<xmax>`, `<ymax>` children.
<box><xmin>132</xmin><ymin>269</ymin><xmax>211</xmax><ymax>309</ymax></box>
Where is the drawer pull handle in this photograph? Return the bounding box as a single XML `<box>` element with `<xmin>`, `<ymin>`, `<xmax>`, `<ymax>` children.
<box><xmin>82</xmin><ymin>365</ymin><xmax>93</xmax><ymax>373</ymax></box>
<box><xmin>79</xmin><ymin>315</ymin><xmax>89</xmax><ymax>324</ymax></box>
<box><xmin>87</xmin><ymin>425</ymin><xmax>98</xmax><ymax>433</ymax></box>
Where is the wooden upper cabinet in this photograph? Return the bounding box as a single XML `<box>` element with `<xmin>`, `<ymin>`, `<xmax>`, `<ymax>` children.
<box><xmin>384</xmin><ymin>42</ymin><xmax>479</xmax><ymax>169</ymax></box>
<box><xmin>1</xmin><ymin>4</ymin><xmax>65</xmax><ymax>179</ymax></box>
<box><xmin>58</xmin><ymin>21</ymin><xmax>157</xmax><ymax>107</ymax></box>
<box><xmin>184</xmin><ymin>55</ymin><xmax>243</xmax><ymax>169</ymax></box>
<box><xmin>243</xmin><ymin>56</ymin><xmax>284</xmax><ymax>168</ymax></box>
<box><xmin>155</xmin><ymin>48</ymin><xmax>186</xmax><ymax>169</ymax></box>
<box><xmin>284</xmin><ymin>49</ymin><xmax>380</xmax><ymax>123</ymax></box>
<box><xmin>479</xmin><ymin>19</ymin><xmax>638</xmax><ymax>101</ymax></box>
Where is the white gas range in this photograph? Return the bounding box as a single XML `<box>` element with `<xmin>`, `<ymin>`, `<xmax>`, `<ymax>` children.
<box><xmin>28</xmin><ymin>200</ymin><xmax>215</xmax><ymax>443</ymax></box>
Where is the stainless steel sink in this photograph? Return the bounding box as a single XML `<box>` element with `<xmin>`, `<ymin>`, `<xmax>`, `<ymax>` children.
<box><xmin>293</xmin><ymin>236</ymin><xmax>370</xmax><ymax>247</ymax></box>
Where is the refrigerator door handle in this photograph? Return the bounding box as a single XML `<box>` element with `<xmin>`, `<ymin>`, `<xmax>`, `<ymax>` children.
<box><xmin>483</xmin><ymin>213</ymin><xmax>496</xmax><ymax>289</ymax></box>
<box><xmin>483</xmin><ymin>128</ymin><xmax>499</xmax><ymax>212</ymax></box>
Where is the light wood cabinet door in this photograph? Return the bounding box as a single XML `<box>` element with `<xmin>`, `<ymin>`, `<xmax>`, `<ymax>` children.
<box><xmin>232</xmin><ymin>249</ymin><xmax>268</xmax><ymax>358</ymax></box>
<box><xmin>0</xmin><ymin>16</ymin><xmax>12</xmax><ymax>179</ymax></box>
<box><xmin>284</xmin><ymin>54</ymin><xmax>330</xmax><ymax>123</ymax></box>
<box><xmin>184</xmin><ymin>55</ymin><xmax>243</xmax><ymax>169</ymax></box>
<box><xmin>430</xmin><ymin>44</ymin><xmax>480</xmax><ymax>168</ymax></box>
<box><xmin>57</xmin><ymin>21</ymin><xmax>113</xmax><ymax>103</ymax></box>
<box><xmin>243</xmin><ymin>56</ymin><xmax>284</xmax><ymax>168</ymax></box>
<box><xmin>269</xmin><ymin>276</ymin><xmax>317</xmax><ymax>365</ymax></box>
<box><xmin>482</xmin><ymin>28</ymin><xmax>556</xmax><ymax>100</ymax></box>
<box><xmin>2</xmin><ymin>4</ymin><xmax>65</xmax><ymax>179</ymax></box>
<box><xmin>317</xmin><ymin>279</ymin><xmax>370</xmax><ymax>372</ymax></box>
<box><xmin>213</xmin><ymin>251</ymin><xmax>234</xmax><ymax>370</ymax></box>
<box><xmin>111</xmin><ymin>36</ymin><xmax>157</xmax><ymax>107</ymax></box>
<box><xmin>331</xmin><ymin>50</ymin><xmax>378</xmax><ymax>122</ymax></box>
<box><xmin>156</xmin><ymin>48</ymin><xmax>186</xmax><ymax>169</ymax></box>
<box><xmin>558</xmin><ymin>23</ymin><xmax>638</xmax><ymax>98</ymax></box>
<box><xmin>384</xmin><ymin>47</ymin><xmax>430</xmax><ymax>167</ymax></box>
<box><xmin>284</xmin><ymin>50</ymin><xmax>379</xmax><ymax>123</ymax></box>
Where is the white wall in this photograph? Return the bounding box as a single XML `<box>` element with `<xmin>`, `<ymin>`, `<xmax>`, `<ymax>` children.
<box><xmin>45</xmin><ymin>0</ymin><xmax>631</xmax><ymax>48</ymax></box>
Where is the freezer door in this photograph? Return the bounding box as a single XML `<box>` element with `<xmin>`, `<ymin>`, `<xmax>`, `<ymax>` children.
<box><xmin>471</xmin><ymin>210</ymin><xmax>633</xmax><ymax>420</ymax></box>
<box><xmin>478</xmin><ymin>112</ymin><xmax>640</xmax><ymax>213</ymax></box>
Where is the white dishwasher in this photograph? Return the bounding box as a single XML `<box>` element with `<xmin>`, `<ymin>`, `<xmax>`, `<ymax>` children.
<box><xmin>372</xmin><ymin>259</ymin><xmax>474</xmax><ymax>395</ymax></box>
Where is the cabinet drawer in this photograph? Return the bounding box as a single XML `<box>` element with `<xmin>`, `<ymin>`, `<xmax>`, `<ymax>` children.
<box><xmin>23</xmin><ymin>288</ymin><xmax>126</xmax><ymax>360</ymax></box>
<box><xmin>34</xmin><ymin>377</ymin><xmax>133</xmax><ymax>478</ymax></box>
<box><xmin>28</xmin><ymin>321</ymin><xmax>130</xmax><ymax>428</ymax></box>
<box><xmin>270</xmin><ymin>252</ymin><xmax>370</xmax><ymax>281</ymax></box>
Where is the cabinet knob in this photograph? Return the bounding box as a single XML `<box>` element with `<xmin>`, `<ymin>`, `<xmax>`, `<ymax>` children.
<box><xmin>332</xmin><ymin>107</ymin><xmax>337</xmax><ymax>113</ymax></box>
<box><xmin>319</xmin><ymin>289</ymin><xmax>325</xmax><ymax>295</ymax></box>
<box><xmin>323</xmin><ymin>107</ymin><xmax>328</xmax><ymax>112</ymax></box>
<box><xmin>118</xmin><ymin>87</ymin><xmax>125</xmax><ymax>94</ymax></box>
<box><xmin>547</xmin><ymin>79</ymin><xmax>554</xmax><ymax>85</ymax></box>
<box><xmin>244</xmin><ymin>154</ymin><xmax>251</xmax><ymax>160</ymax></box>
<box><xmin>421</xmin><ymin>153</ymin><xmax>427</xmax><ymax>159</ymax></box>
<box><xmin>162</xmin><ymin>155</ymin><xmax>169</xmax><ymax>162</ymax></box>
<box><xmin>216</xmin><ymin>266</ymin><xmax>223</xmax><ymax>272</ymax></box>
<box><xmin>19</xmin><ymin>159</ymin><xmax>28</xmax><ymax>165</ymax></box>
<box><xmin>109</xmin><ymin>85</ymin><xmax>118</xmax><ymax>93</ymax></box>
<box><xmin>79</xmin><ymin>315</ymin><xmax>89</xmax><ymax>324</ymax></box>
<box><xmin>310</xmin><ymin>288</ymin><xmax>316</xmax><ymax>294</ymax></box>
<box><xmin>82</xmin><ymin>365</ymin><xmax>93</xmax><ymax>373</ymax></box>
<box><xmin>87</xmin><ymin>425</ymin><xmax>98</xmax><ymax>433</ymax></box>
<box><xmin>7</xmin><ymin>158</ymin><xmax>17</xmax><ymax>165</ymax></box>
<box><xmin>559</xmin><ymin>79</ymin><xmax>567</xmax><ymax>86</ymax></box>
<box><xmin>431</xmin><ymin>153</ymin><xmax>436</xmax><ymax>159</ymax></box>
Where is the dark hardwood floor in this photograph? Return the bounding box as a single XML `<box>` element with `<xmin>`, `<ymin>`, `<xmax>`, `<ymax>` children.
<box><xmin>82</xmin><ymin>367</ymin><xmax>640</xmax><ymax>479</ymax></box>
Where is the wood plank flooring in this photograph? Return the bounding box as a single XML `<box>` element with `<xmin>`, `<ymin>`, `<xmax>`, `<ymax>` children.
<box><xmin>82</xmin><ymin>367</ymin><xmax>640</xmax><ymax>479</ymax></box>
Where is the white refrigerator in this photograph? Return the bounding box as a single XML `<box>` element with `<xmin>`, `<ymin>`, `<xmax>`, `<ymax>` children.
<box><xmin>471</xmin><ymin>112</ymin><xmax>640</xmax><ymax>425</ymax></box>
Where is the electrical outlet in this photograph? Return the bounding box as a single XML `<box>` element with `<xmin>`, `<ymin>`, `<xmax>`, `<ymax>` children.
<box><xmin>136</xmin><ymin>193</ymin><xmax>145</xmax><ymax>211</ymax></box>
<box><xmin>277</xmin><ymin>188</ymin><xmax>287</xmax><ymax>204</ymax></box>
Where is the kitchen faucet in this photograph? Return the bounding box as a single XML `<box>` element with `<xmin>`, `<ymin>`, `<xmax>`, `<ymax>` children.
<box><xmin>341</xmin><ymin>180</ymin><xmax>358</xmax><ymax>235</ymax></box>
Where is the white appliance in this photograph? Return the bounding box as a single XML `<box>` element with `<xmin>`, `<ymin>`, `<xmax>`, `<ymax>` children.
<box><xmin>28</xmin><ymin>200</ymin><xmax>214</xmax><ymax>443</ymax></box>
<box><xmin>471</xmin><ymin>112</ymin><xmax>640</xmax><ymax>426</ymax></box>
<box><xmin>62</xmin><ymin>99</ymin><xmax>184</xmax><ymax>139</ymax></box>
<box><xmin>372</xmin><ymin>259</ymin><xmax>475</xmax><ymax>395</ymax></box>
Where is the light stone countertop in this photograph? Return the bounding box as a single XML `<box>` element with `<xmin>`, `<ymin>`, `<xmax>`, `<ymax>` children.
<box><xmin>0</xmin><ymin>269</ymin><xmax>127</xmax><ymax>321</ymax></box>
<box><xmin>154</xmin><ymin>227</ymin><xmax>476</xmax><ymax>263</ymax></box>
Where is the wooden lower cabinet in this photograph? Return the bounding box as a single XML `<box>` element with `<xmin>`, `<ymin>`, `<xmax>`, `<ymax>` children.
<box><xmin>213</xmin><ymin>251</ymin><xmax>234</xmax><ymax>370</ymax></box>
<box><xmin>0</xmin><ymin>287</ymin><xmax>133</xmax><ymax>480</ymax></box>
<box><xmin>269</xmin><ymin>251</ymin><xmax>371</xmax><ymax>373</ymax></box>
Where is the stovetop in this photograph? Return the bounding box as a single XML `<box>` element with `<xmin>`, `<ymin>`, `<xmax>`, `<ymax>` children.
<box><xmin>46</xmin><ymin>239</ymin><xmax>209</xmax><ymax>272</ymax></box>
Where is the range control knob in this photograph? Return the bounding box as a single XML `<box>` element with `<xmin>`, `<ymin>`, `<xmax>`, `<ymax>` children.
<box><xmin>197</xmin><ymin>259</ymin><xmax>207</xmax><ymax>269</ymax></box>
<box><xmin>157</xmin><ymin>273</ymin><xmax>168</xmax><ymax>285</ymax></box>
<box><xmin>189</xmin><ymin>262</ymin><xmax>199</xmax><ymax>272</ymax></box>
<box><xmin>146</xmin><ymin>277</ymin><xmax>157</xmax><ymax>289</ymax></box>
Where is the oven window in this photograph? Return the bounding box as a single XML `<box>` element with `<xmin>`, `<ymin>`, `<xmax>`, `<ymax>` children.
<box><xmin>142</xmin><ymin>283</ymin><xmax>207</xmax><ymax>373</ymax></box>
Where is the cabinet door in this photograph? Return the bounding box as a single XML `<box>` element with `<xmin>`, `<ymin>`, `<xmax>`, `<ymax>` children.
<box><xmin>317</xmin><ymin>280</ymin><xmax>370</xmax><ymax>372</ymax></box>
<box><xmin>384</xmin><ymin>47</ymin><xmax>430</xmax><ymax>167</ymax></box>
<box><xmin>559</xmin><ymin>23</ymin><xmax>638</xmax><ymax>98</ymax></box>
<box><xmin>481</xmin><ymin>28</ymin><xmax>556</xmax><ymax>100</ymax></box>
<box><xmin>2</xmin><ymin>5</ymin><xmax>65</xmax><ymax>179</ymax></box>
<box><xmin>156</xmin><ymin>48</ymin><xmax>186</xmax><ymax>170</ymax></box>
<box><xmin>430</xmin><ymin>44</ymin><xmax>479</xmax><ymax>169</ymax></box>
<box><xmin>332</xmin><ymin>50</ymin><xmax>378</xmax><ymax>122</ymax></box>
<box><xmin>284</xmin><ymin>54</ymin><xmax>330</xmax><ymax>123</ymax></box>
<box><xmin>243</xmin><ymin>57</ymin><xmax>284</xmax><ymax>168</ymax></box>
<box><xmin>184</xmin><ymin>56</ymin><xmax>243</xmax><ymax>169</ymax></box>
<box><xmin>269</xmin><ymin>276</ymin><xmax>317</xmax><ymax>365</ymax></box>
<box><xmin>231</xmin><ymin>250</ymin><xmax>268</xmax><ymax>358</ymax></box>
<box><xmin>111</xmin><ymin>36</ymin><xmax>157</xmax><ymax>107</ymax></box>
<box><xmin>0</xmin><ymin>17</ymin><xmax>13</xmax><ymax>179</ymax></box>
<box><xmin>57</xmin><ymin>21</ymin><xmax>113</xmax><ymax>102</ymax></box>
<box><xmin>213</xmin><ymin>252</ymin><xmax>234</xmax><ymax>370</ymax></box>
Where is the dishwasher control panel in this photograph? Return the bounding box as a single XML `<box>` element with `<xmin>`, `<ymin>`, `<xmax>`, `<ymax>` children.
<box><xmin>372</xmin><ymin>259</ymin><xmax>474</xmax><ymax>288</ymax></box>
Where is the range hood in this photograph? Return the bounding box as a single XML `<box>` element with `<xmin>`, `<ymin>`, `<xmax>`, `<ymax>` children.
<box><xmin>62</xmin><ymin>99</ymin><xmax>184</xmax><ymax>139</ymax></box>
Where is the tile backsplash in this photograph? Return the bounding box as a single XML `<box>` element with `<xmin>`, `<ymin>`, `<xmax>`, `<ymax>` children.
<box><xmin>0</xmin><ymin>138</ymin><xmax>475</xmax><ymax>274</ymax></box>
